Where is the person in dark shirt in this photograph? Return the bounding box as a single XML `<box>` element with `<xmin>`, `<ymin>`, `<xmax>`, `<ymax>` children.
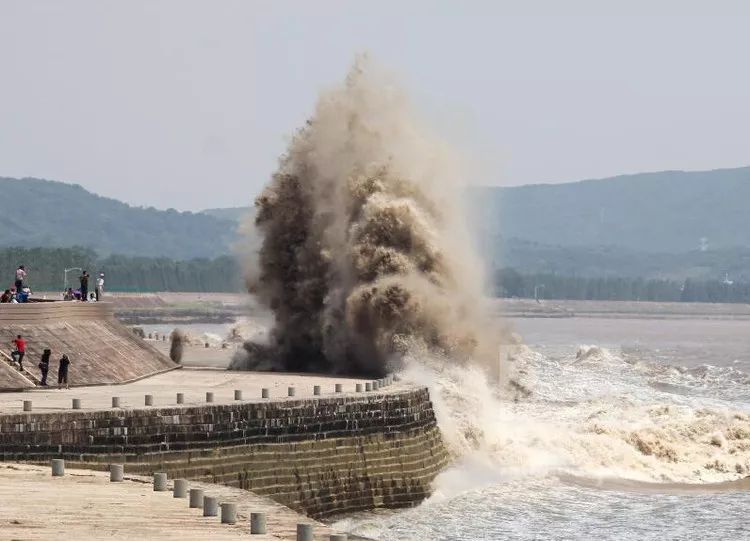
<box><xmin>58</xmin><ymin>354</ymin><xmax>70</xmax><ymax>389</ymax></box>
<box><xmin>79</xmin><ymin>271</ymin><xmax>90</xmax><ymax>302</ymax></box>
<box><xmin>38</xmin><ymin>349</ymin><xmax>51</xmax><ymax>386</ymax></box>
<box><xmin>0</xmin><ymin>290</ymin><xmax>11</xmax><ymax>303</ymax></box>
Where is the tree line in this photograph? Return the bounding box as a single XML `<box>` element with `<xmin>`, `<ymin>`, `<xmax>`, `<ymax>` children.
<box><xmin>0</xmin><ymin>247</ymin><xmax>244</xmax><ymax>293</ymax></box>
<box><xmin>494</xmin><ymin>268</ymin><xmax>750</xmax><ymax>304</ymax></box>
<box><xmin>3</xmin><ymin>246</ymin><xmax>749</xmax><ymax>302</ymax></box>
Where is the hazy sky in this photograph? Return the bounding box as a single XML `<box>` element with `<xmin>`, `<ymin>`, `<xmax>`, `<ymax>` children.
<box><xmin>2</xmin><ymin>1</ymin><xmax>749</xmax><ymax>211</ymax></box>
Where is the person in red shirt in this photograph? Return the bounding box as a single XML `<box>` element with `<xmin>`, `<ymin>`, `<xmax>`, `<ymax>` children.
<box><xmin>12</xmin><ymin>335</ymin><xmax>26</xmax><ymax>371</ymax></box>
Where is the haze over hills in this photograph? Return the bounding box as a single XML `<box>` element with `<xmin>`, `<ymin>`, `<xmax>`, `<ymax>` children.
<box><xmin>208</xmin><ymin>166</ymin><xmax>750</xmax><ymax>257</ymax></box>
<box><xmin>0</xmin><ymin>177</ymin><xmax>237</xmax><ymax>259</ymax></box>
<box><xmin>2</xmin><ymin>167</ymin><xmax>749</xmax><ymax>281</ymax></box>
<box><xmin>471</xmin><ymin>166</ymin><xmax>750</xmax><ymax>254</ymax></box>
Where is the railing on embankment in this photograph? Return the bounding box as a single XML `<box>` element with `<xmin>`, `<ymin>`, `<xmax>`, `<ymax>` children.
<box><xmin>0</xmin><ymin>387</ymin><xmax>450</xmax><ymax>518</ymax></box>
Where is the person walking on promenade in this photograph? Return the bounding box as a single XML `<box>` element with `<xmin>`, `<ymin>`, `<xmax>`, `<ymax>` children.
<box><xmin>38</xmin><ymin>348</ymin><xmax>51</xmax><ymax>386</ymax></box>
<box><xmin>14</xmin><ymin>265</ymin><xmax>26</xmax><ymax>291</ymax></box>
<box><xmin>57</xmin><ymin>354</ymin><xmax>70</xmax><ymax>389</ymax></box>
<box><xmin>95</xmin><ymin>273</ymin><xmax>104</xmax><ymax>301</ymax></box>
<box><xmin>11</xmin><ymin>334</ymin><xmax>26</xmax><ymax>371</ymax></box>
<box><xmin>79</xmin><ymin>271</ymin><xmax>89</xmax><ymax>302</ymax></box>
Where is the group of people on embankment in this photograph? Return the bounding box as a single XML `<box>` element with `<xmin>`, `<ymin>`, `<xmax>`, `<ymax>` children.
<box><xmin>1</xmin><ymin>265</ymin><xmax>32</xmax><ymax>303</ymax></box>
<box><xmin>63</xmin><ymin>270</ymin><xmax>105</xmax><ymax>302</ymax></box>
<box><xmin>0</xmin><ymin>265</ymin><xmax>106</xmax><ymax>304</ymax></box>
<box><xmin>9</xmin><ymin>334</ymin><xmax>70</xmax><ymax>388</ymax></box>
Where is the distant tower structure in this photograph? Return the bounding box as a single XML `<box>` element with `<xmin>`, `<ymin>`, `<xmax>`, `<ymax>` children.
<box><xmin>699</xmin><ymin>237</ymin><xmax>709</xmax><ymax>252</ymax></box>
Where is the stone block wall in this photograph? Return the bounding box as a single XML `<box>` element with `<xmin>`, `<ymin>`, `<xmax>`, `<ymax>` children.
<box><xmin>0</xmin><ymin>388</ymin><xmax>449</xmax><ymax>517</ymax></box>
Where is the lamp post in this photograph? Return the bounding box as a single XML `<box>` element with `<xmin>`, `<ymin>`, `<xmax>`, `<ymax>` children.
<box><xmin>63</xmin><ymin>267</ymin><xmax>82</xmax><ymax>292</ymax></box>
<box><xmin>534</xmin><ymin>284</ymin><xmax>545</xmax><ymax>303</ymax></box>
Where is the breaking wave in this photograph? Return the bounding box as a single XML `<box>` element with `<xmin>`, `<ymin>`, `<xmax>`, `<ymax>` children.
<box><xmin>400</xmin><ymin>343</ymin><xmax>750</xmax><ymax>501</ymax></box>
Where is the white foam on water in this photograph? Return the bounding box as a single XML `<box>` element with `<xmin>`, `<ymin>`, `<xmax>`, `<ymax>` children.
<box><xmin>399</xmin><ymin>343</ymin><xmax>750</xmax><ymax>498</ymax></box>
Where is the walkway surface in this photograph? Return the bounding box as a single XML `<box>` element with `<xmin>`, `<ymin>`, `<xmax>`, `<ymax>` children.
<box><xmin>0</xmin><ymin>368</ymin><xmax>378</xmax><ymax>414</ymax></box>
<box><xmin>0</xmin><ymin>463</ymin><xmax>344</xmax><ymax>540</ymax></box>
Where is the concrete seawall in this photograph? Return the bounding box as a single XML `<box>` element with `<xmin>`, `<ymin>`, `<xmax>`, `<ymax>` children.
<box><xmin>0</xmin><ymin>301</ymin><xmax>177</xmax><ymax>390</ymax></box>
<box><xmin>0</xmin><ymin>386</ymin><xmax>449</xmax><ymax>518</ymax></box>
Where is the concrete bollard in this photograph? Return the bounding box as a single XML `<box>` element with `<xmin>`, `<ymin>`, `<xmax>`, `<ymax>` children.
<box><xmin>162</xmin><ymin>335</ymin><xmax>166</xmax><ymax>341</ymax></box>
<box><xmin>220</xmin><ymin>502</ymin><xmax>237</xmax><ymax>524</ymax></box>
<box><xmin>297</xmin><ymin>523</ymin><xmax>313</xmax><ymax>541</ymax></box>
<box><xmin>330</xmin><ymin>535</ymin><xmax>348</xmax><ymax>541</ymax></box>
<box><xmin>173</xmin><ymin>478</ymin><xmax>188</xmax><ymax>498</ymax></box>
<box><xmin>176</xmin><ymin>393</ymin><xmax>184</xmax><ymax>404</ymax></box>
<box><xmin>72</xmin><ymin>398</ymin><xmax>81</xmax><ymax>409</ymax></box>
<box><xmin>313</xmin><ymin>385</ymin><xmax>321</xmax><ymax>396</ymax></box>
<box><xmin>250</xmin><ymin>512</ymin><xmax>267</xmax><ymax>534</ymax></box>
<box><xmin>335</xmin><ymin>383</ymin><xmax>342</xmax><ymax>393</ymax></box>
<box><xmin>153</xmin><ymin>472</ymin><xmax>168</xmax><ymax>491</ymax></box>
<box><xmin>234</xmin><ymin>389</ymin><xmax>242</xmax><ymax>400</ymax></box>
<box><xmin>221</xmin><ymin>342</ymin><xmax>228</xmax><ymax>349</ymax></box>
<box><xmin>112</xmin><ymin>396</ymin><xmax>121</xmax><ymax>408</ymax></box>
<box><xmin>189</xmin><ymin>488</ymin><xmax>204</xmax><ymax>508</ymax></box>
<box><xmin>148</xmin><ymin>333</ymin><xmax>153</xmax><ymax>339</ymax></box>
<box><xmin>50</xmin><ymin>459</ymin><xmax>65</xmax><ymax>476</ymax></box>
<box><xmin>203</xmin><ymin>496</ymin><xmax>219</xmax><ymax>516</ymax></box>
<box><xmin>356</xmin><ymin>384</ymin><xmax>363</xmax><ymax>392</ymax></box>
<box><xmin>288</xmin><ymin>386</ymin><xmax>295</xmax><ymax>397</ymax></box>
<box><xmin>23</xmin><ymin>400</ymin><xmax>32</xmax><ymax>412</ymax></box>
<box><xmin>204</xmin><ymin>342</ymin><xmax>210</xmax><ymax>348</ymax></box>
<box><xmin>206</xmin><ymin>392</ymin><xmax>214</xmax><ymax>403</ymax></box>
<box><xmin>110</xmin><ymin>464</ymin><xmax>124</xmax><ymax>482</ymax></box>
<box><xmin>145</xmin><ymin>394</ymin><xmax>153</xmax><ymax>406</ymax></box>
<box><xmin>365</xmin><ymin>382</ymin><xmax>372</xmax><ymax>392</ymax></box>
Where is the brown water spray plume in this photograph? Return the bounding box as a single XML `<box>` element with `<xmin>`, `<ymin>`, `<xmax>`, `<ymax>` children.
<box><xmin>232</xmin><ymin>56</ymin><xmax>494</xmax><ymax>376</ymax></box>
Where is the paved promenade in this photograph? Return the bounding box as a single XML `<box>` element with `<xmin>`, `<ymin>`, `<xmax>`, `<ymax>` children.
<box><xmin>0</xmin><ymin>368</ymin><xmax>379</xmax><ymax>414</ymax></box>
<box><xmin>0</xmin><ymin>463</ymin><xmax>345</xmax><ymax>540</ymax></box>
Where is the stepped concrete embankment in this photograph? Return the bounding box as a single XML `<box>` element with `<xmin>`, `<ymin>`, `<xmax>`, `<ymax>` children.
<box><xmin>0</xmin><ymin>370</ymin><xmax>449</xmax><ymax>518</ymax></box>
<box><xmin>0</xmin><ymin>301</ymin><xmax>177</xmax><ymax>390</ymax></box>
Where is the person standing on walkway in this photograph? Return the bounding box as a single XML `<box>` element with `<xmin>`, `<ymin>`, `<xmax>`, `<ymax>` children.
<box><xmin>95</xmin><ymin>273</ymin><xmax>104</xmax><ymax>301</ymax></box>
<box><xmin>14</xmin><ymin>265</ymin><xmax>26</xmax><ymax>291</ymax></box>
<box><xmin>79</xmin><ymin>271</ymin><xmax>89</xmax><ymax>302</ymax></box>
<box><xmin>57</xmin><ymin>354</ymin><xmax>70</xmax><ymax>389</ymax></box>
<box><xmin>38</xmin><ymin>348</ymin><xmax>51</xmax><ymax>386</ymax></box>
<box><xmin>11</xmin><ymin>334</ymin><xmax>26</xmax><ymax>371</ymax></box>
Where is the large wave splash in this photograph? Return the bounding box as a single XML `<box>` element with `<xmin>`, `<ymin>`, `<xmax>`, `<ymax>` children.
<box><xmin>232</xmin><ymin>56</ymin><xmax>496</xmax><ymax>376</ymax></box>
<box><xmin>409</xmin><ymin>344</ymin><xmax>750</xmax><ymax>499</ymax></box>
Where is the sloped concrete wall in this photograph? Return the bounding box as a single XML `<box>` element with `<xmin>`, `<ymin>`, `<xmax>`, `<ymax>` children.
<box><xmin>0</xmin><ymin>302</ymin><xmax>177</xmax><ymax>389</ymax></box>
<box><xmin>0</xmin><ymin>388</ymin><xmax>449</xmax><ymax>517</ymax></box>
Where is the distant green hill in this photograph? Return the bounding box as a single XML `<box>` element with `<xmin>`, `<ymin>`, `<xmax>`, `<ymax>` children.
<box><xmin>0</xmin><ymin>177</ymin><xmax>237</xmax><ymax>259</ymax></box>
<box><xmin>201</xmin><ymin>206</ymin><xmax>254</xmax><ymax>223</ymax></box>
<box><xmin>471</xmin><ymin>166</ymin><xmax>750</xmax><ymax>253</ymax></box>
<box><xmin>4</xmin><ymin>167</ymin><xmax>749</xmax><ymax>279</ymax></box>
<box><xmin>199</xmin><ymin>166</ymin><xmax>750</xmax><ymax>254</ymax></box>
